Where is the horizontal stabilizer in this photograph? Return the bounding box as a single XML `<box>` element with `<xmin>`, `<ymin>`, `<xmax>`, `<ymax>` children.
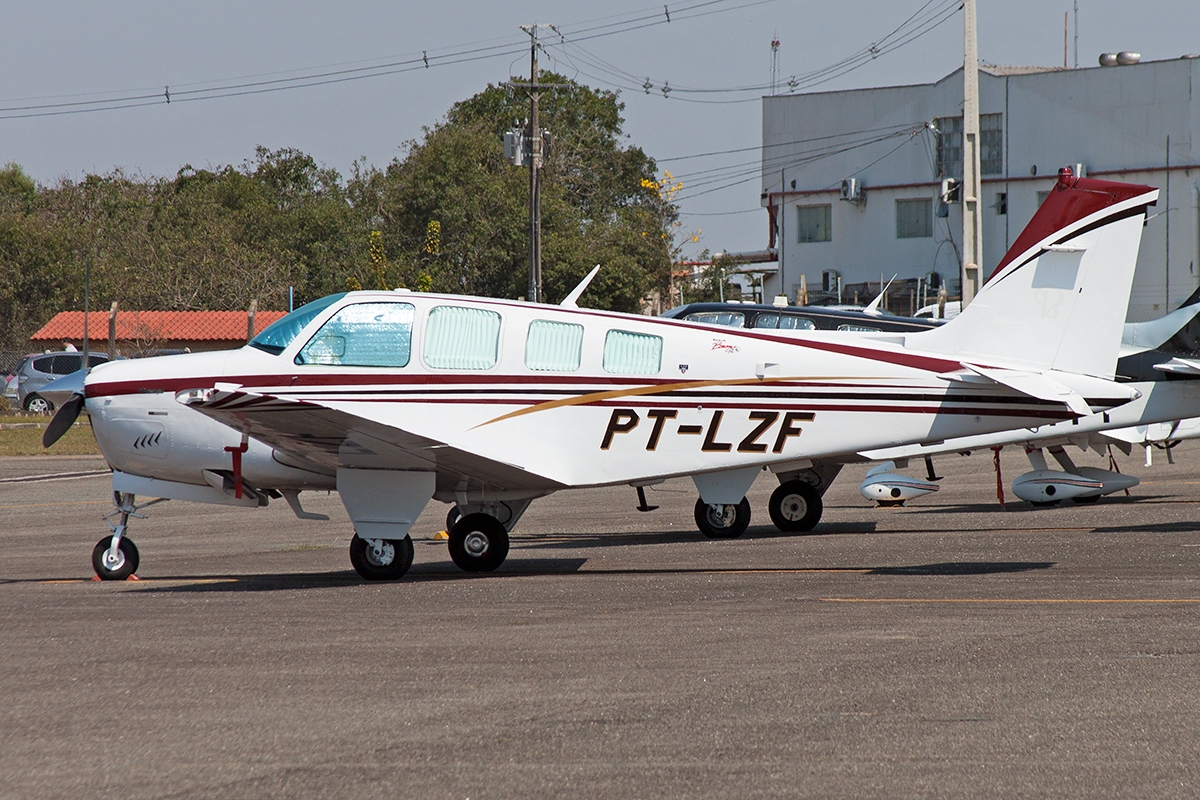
<box><xmin>950</xmin><ymin>364</ymin><xmax>1093</xmax><ymax>417</ymax></box>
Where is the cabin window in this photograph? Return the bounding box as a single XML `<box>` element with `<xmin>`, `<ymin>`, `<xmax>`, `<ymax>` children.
<box><xmin>684</xmin><ymin>311</ymin><xmax>746</xmax><ymax>328</ymax></box>
<box><xmin>603</xmin><ymin>330</ymin><xmax>662</xmax><ymax>375</ymax></box>
<box><xmin>296</xmin><ymin>302</ymin><xmax>414</xmax><ymax>367</ymax></box>
<box><xmin>252</xmin><ymin>292</ymin><xmax>347</xmax><ymax>355</ymax></box>
<box><xmin>753</xmin><ymin>313</ymin><xmax>816</xmax><ymax>330</ymax></box>
<box><xmin>837</xmin><ymin>323</ymin><xmax>881</xmax><ymax>332</ymax></box>
<box><xmin>525</xmin><ymin>319</ymin><xmax>584</xmax><ymax>372</ymax></box>
<box><xmin>424</xmin><ymin>305</ymin><xmax>502</xmax><ymax>370</ymax></box>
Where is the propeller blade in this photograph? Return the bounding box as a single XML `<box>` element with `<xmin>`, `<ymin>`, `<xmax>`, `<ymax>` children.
<box><xmin>43</xmin><ymin>393</ymin><xmax>85</xmax><ymax>448</ymax></box>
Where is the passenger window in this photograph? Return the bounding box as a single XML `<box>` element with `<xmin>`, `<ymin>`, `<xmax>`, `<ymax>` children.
<box><xmin>684</xmin><ymin>311</ymin><xmax>746</xmax><ymax>328</ymax></box>
<box><xmin>837</xmin><ymin>323</ymin><xmax>882</xmax><ymax>332</ymax></box>
<box><xmin>424</xmin><ymin>305</ymin><xmax>502</xmax><ymax>370</ymax></box>
<box><xmin>525</xmin><ymin>319</ymin><xmax>583</xmax><ymax>372</ymax></box>
<box><xmin>603</xmin><ymin>330</ymin><xmax>662</xmax><ymax>375</ymax></box>
<box><xmin>52</xmin><ymin>354</ymin><xmax>83</xmax><ymax>374</ymax></box>
<box><xmin>753</xmin><ymin>313</ymin><xmax>816</xmax><ymax>330</ymax></box>
<box><xmin>297</xmin><ymin>302</ymin><xmax>414</xmax><ymax>367</ymax></box>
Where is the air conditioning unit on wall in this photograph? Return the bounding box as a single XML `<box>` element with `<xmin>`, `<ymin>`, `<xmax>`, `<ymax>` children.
<box><xmin>840</xmin><ymin>177</ymin><xmax>864</xmax><ymax>204</ymax></box>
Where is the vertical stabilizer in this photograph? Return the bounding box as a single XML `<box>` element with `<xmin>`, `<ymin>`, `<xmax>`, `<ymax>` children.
<box><xmin>914</xmin><ymin>168</ymin><xmax>1157</xmax><ymax>379</ymax></box>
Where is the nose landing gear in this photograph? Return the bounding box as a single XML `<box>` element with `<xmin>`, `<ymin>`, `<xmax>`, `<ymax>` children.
<box><xmin>93</xmin><ymin>491</ymin><xmax>162</xmax><ymax>580</ymax></box>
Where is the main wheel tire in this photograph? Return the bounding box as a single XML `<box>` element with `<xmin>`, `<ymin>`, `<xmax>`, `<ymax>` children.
<box><xmin>91</xmin><ymin>536</ymin><xmax>139</xmax><ymax>581</ymax></box>
<box><xmin>769</xmin><ymin>480</ymin><xmax>823</xmax><ymax>532</ymax></box>
<box><xmin>1071</xmin><ymin>494</ymin><xmax>1102</xmax><ymax>504</ymax></box>
<box><xmin>449</xmin><ymin>514</ymin><xmax>510</xmax><ymax>572</ymax></box>
<box><xmin>446</xmin><ymin>505</ymin><xmax>463</xmax><ymax>530</ymax></box>
<box><xmin>694</xmin><ymin>497</ymin><xmax>752</xmax><ymax>539</ymax></box>
<box><xmin>349</xmin><ymin>534</ymin><xmax>414</xmax><ymax>581</ymax></box>
<box><xmin>24</xmin><ymin>394</ymin><xmax>53</xmax><ymax>414</ymax></box>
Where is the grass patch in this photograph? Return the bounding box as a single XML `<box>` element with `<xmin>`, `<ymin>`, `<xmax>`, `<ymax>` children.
<box><xmin>0</xmin><ymin>421</ymin><xmax>102</xmax><ymax>456</ymax></box>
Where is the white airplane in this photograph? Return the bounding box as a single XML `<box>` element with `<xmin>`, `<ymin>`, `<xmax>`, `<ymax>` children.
<box><xmin>47</xmin><ymin>168</ymin><xmax>1156</xmax><ymax>581</ymax></box>
<box><xmin>858</xmin><ymin>286</ymin><xmax>1200</xmax><ymax>506</ymax></box>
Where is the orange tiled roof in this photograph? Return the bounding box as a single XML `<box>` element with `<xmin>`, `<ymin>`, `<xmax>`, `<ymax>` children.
<box><xmin>31</xmin><ymin>310</ymin><xmax>288</xmax><ymax>342</ymax></box>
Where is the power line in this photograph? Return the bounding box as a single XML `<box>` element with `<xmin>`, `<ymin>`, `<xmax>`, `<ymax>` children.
<box><xmin>0</xmin><ymin>0</ymin><xmax>757</xmax><ymax>120</ymax></box>
<box><xmin>544</xmin><ymin>0</ymin><xmax>961</xmax><ymax>103</ymax></box>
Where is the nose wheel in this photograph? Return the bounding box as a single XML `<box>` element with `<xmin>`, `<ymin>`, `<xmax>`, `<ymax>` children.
<box><xmin>91</xmin><ymin>535</ymin><xmax>139</xmax><ymax>580</ymax></box>
<box><xmin>448</xmin><ymin>513</ymin><xmax>510</xmax><ymax>572</ymax></box>
<box><xmin>349</xmin><ymin>534</ymin><xmax>415</xmax><ymax>581</ymax></box>
<box><xmin>92</xmin><ymin>491</ymin><xmax>152</xmax><ymax>580</ymax></box>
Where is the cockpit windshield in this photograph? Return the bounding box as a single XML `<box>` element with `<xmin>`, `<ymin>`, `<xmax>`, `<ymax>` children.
<box><xmin>248</xmin><ymin>293</ymin><xmax>346</xmax><ymax>355</ymax></box>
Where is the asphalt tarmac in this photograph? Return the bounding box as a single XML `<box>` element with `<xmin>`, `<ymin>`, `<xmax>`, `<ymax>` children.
<box><xmin>3</xmin><ymin>442</ymin><xmax>1199</xmax><ymax>799</ymax></box>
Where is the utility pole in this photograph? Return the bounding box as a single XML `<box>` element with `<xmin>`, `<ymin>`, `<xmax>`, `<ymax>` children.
<box><xmin>503</xmin><ymin>25</ymin><xmax>567</xmax><ymax>303</ymax></box>
<box><xmin>525</xmin><ymin>24</ymin><xmax>543</xmax><ymax>303</ymax></box>
<box><xmin>961</xmin><ymin>0</ymin><xmax>983</xmax><ymax>306</ymax></box>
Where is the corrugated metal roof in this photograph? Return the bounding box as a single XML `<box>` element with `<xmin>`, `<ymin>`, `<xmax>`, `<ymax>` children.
<box><xmin>31</xmin><ymin>310</ymin><xmax>288</xmax><ymax>342</ymax></box>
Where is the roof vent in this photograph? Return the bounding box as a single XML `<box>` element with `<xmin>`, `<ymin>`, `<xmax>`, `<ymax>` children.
<box><xmin>1099</xmin><ymin>51</ymin><xmax>1140</xmax><ymax>66</ymax></box>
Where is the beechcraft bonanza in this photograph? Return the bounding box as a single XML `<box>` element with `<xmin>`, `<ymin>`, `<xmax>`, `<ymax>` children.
<box><xmin>47</xmin><ymin>169</ymin><xmax>1158</xmax><ymax>581</ymax></box>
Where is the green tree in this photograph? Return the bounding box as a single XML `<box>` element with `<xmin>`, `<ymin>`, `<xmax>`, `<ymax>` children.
<box><xmin>357</xmin><ymin>72</ymin><xmax>678</xmax><ymax>312</ymax></box>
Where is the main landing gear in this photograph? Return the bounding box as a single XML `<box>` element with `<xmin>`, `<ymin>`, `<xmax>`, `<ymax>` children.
<box><xmin>694</xmin><ymin>497</ymin><xmax>752</xmax><ymax>539</ymax></box>
<box><xmin>767</xmin><ymin>480</ymin><xmax>822</xmax><ymax>532</ymax></box>
<box><xmin>691</xmin><ymin>464</ymin><xmax>836</xmax><ymax>539</ymax></box>
<box><xmin>349</xmin><ymin>534</ymin><xmax>415</xmax><ymax>581</ymax></box>
<box><xmin>441</xmin><ymin>500</ymin><xmax>529</xmax><ymax>574</ymax></box>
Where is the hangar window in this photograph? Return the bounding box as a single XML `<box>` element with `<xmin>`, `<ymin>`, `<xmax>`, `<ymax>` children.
<box><xmin>603</xmin><ymin>330</ymin><xmax>662</xmax><ymax>375</ymax></box>
<box><xmin>525</xmin><ymin>319</ymin><xmax>584</xmax><ymax>371</ymax></box>
<box><xmin>424</xmin><ymin>305</ymin><xmax>502</xmax><ymax>370</ymax></box>
<box><xmin>297</xmin><ymin>302</ymin><xmax>414</xmax><ymax>367</ymax></box>
<box><xmin>935</xmin><ymin>113</ymin><xmax>1003</xmax><ymax>177</ymax></box>
<box><xmin>896</xmin><ymin>198</ymin><xmax>933</xmax><ymax>239</ymax></box>
<box><xmin>796</xmin><ymin>204</ymin><xmax>832</xmax><ymax>243</ymax></box>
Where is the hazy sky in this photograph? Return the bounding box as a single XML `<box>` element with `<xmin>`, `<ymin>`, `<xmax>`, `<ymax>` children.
<box><xmin>3</xmin><ymin>1</ymin><xmax>1196</xmax><ymax>258</ymax></box>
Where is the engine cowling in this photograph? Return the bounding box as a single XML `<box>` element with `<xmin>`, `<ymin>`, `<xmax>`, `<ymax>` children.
<box><xmin>859</xmin><ymin>463</ymin><xmax>940</xmax><ymax>506</ymax></box>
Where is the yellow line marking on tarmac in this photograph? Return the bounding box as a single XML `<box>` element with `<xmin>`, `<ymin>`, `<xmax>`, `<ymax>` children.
<box><xmin>820</xmin><ymin>597</ymin><xmax>1200</xmax><ymax>604</ymax></box>
<box><xmin>38</xmin><ymin>578</ymin><xmax>236</xmax><ymax>586</ymax></box>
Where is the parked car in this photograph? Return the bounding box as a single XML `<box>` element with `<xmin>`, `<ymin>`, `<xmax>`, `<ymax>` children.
<box><xmin>913</xmin><ymin>301</ymin><xmax>962</xmax><ymax>320</ymax></box>
<box><xmin>659</xmin><ymin>302</ymin><xmax>943</xmax><ymax>334</ymax></box>
<box><xmin>14</xmin><ymin>351</ymin><xmax>111</xmax><ymax>413</ymax></box>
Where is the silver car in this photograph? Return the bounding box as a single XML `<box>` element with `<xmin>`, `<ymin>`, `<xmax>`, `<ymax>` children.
<box><xmin>14</xmin><ymin>351</ymin><xmax>110</xmax><ymax>413</ymax></box>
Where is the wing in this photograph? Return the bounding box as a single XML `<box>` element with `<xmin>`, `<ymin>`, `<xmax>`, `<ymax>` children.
<box><xmin>181</xmin><ymin>386</ymin><xmax>565</xmax><ymax>496</ymax></box>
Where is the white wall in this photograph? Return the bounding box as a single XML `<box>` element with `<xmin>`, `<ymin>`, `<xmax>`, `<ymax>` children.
<box><xmin>762</xmin><ymin>57</ymin><xmax>1200</xmax><ymax>320</ymax></box>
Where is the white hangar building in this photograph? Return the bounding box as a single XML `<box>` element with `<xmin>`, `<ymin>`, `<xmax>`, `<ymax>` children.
<box><xmin>759</xmin><ymin>54</ymin><xmax>1200</xmax><ymax>320</ymax></box>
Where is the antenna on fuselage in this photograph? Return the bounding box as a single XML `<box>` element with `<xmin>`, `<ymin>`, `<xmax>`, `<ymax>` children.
<box><xmin>863</xmin><ymin>274</ymin><xmax>897</xmax><ymax>317</ymax></box>
<box><xmin>560</xmin><ymin>264</ymin><xmax>601</xmax><ymax>309</ymax></box>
